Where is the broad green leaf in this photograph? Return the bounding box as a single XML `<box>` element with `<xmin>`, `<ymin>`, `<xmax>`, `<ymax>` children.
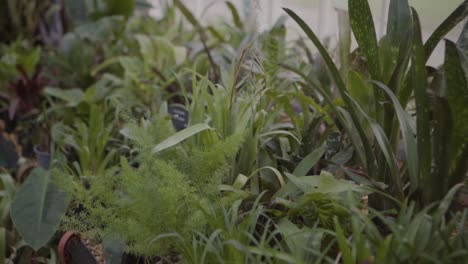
<box><xmin>152</xmin><ymin>123</ymin><xmax>211</xmax><ymax>153</ymax></box>
<box><xmin>431</xmin><ymin>95</ymin><xmax>452</xmax><ymax>201</ymax></box>
<box><xmin>293</xmin><ymin>143</ymin><xmax>326</xmax><ymax>177</ymax></box>
<box><xmin>411</xmin><ymin>10</ymin><xmax>431</xmax><ymax>198</ymax></box>
<box><xmin>43</xmin><ymin>87</ymin><xmax>84</xmax><ymax>107</ymax></box>
<box><xmin>424</xmin><ymin>1</ymin><xmax>468</xmax><ymax>61</ymax></box>
<box><xmin>277</xmin><ymin>171</ymin><xmax>367</xmax><ymax>198</ymax></box>
<box><xmin>300</xmin><ymin>171</ymin><xmax>367</xmax><ymax>195</ymax></box>
<box><xmin>349</xmin><ymin>0</ymin><xmax>381</xmax><ymax>80</ymax></box>
<box><xmin>10</xmin><ymin>168</ymin><xmax>69</xmax><ymax>250</ymax></box>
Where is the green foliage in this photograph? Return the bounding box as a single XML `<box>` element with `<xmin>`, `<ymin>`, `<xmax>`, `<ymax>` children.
<box><xmin>288</xmin><ymin>193</ymin><xmax>350</xmax><ymax>229</ymax></box>
<box><xmin>52</xmin><ymin>104</ymin><xmax>117</xmax><ymax>176</ymax></box>
<box><xmin>285</xmin><ymin>0</ymin><xmax>468</xmax><ymax>207</ymax></box>
<box><xmin>11</xmin><ymin>168</ymin><xmax>69</xmax><ymax>250</ymax></box>
<box><xmin>3</xmin><ymin>0</ymin><xmax>468</xmax><ymax>262</ymax></box>
<box><xmin>0</xmin><ymin>41</ymin><xmax>41</xmax><ymax>87</ymax></box>
<box><xmin>58</xmin><ymin>111</ymin><xmax>244</xmax><ymax>256</ymax></box>
<box><xmin>0</xmin><ymin>0</ymin><xmax>51</xmax><ymax>43</ymax></box>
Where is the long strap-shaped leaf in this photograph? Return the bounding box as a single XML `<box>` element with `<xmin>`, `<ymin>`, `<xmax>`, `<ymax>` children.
<box><xmin>349</xmin><ymin>0</ymin><xmax>381</xmax><ymax>81</ymax></box>
<box><xmin>152</xmin><ymin>123</ymin><xmax>211</xmax><ymax>153</ymax></box>
<box><xmin>371</xmin><ymin>81</ymin><xmax>418</xmax><ymax>189</ymax></box>
<box><xmin>445</xmin><ymin>40</ymin><xmax>468</xmax><ymax>187</ymax></box>
<box><xmin>281</xmin><ymin>64</ymin><xmax>367</xmax><ymax>173</ymax></box>
<box><xmin>283</xmin><ymin>8</ymin><xmax>375</xmax><ymax>173</ymax></box>
<box><xmin>411</xmin><ymin>9</ymin><xmax>431</xmax><ymax>202</ymax></box>
<box><xmin>424</xmin><ymin>0</ymin><xmax>468</xmax><ymax>61</ymax></box>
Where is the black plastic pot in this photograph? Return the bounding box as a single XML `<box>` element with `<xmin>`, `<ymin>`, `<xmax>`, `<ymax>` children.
<box><xmin>34</xmin><ymin>146</ymin><xmax>51</xmax><ymax>169</ymax></box>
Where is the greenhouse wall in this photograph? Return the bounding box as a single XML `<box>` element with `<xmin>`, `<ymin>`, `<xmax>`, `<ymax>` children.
<box><xmin>150</xmin><ymin>0</ymin><xmax>466</xmax><ymax>66</ymax></box>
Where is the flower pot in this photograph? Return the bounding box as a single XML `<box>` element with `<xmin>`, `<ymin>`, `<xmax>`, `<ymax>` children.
<box><xmin>34</xmin><ymin>145</ymin><xmax>51</xmax><ymax>169</ymax></box>
<box><xmin>58</xmin><ymin>231</ymin><xmax>141</xmax><ymax>264</ymax></box>
<box><xmin>58</xmin><ymin>231</ymin><xmax>100</xmax><ymax>264</ymax></box>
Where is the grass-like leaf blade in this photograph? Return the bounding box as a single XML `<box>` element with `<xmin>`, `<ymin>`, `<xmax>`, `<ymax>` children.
<box><xmin>152</xmin><ymin>123</ymin><xmax>211</xmax><ymax>153</ymax></box>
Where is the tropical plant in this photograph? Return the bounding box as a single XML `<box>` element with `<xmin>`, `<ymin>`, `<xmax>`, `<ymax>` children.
<box><xmin>284</xmin><ymin>0</ymin><xmax>468</xmax><ymax>208</ymax></box>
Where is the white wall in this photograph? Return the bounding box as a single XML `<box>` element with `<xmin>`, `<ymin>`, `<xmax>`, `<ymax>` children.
<box><xmin>150</xmin><ymin>0</ymin><xmax>466</xmax><ymax>66</ymax></box>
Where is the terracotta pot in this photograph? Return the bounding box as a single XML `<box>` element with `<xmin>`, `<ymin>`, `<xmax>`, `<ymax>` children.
<box><xmin>58</xmin><ymin>231</ymin><xmax>140</xmax><ymax>264</ymax></box>
<box><xmin>58</xmin><ymin>231</ymin><xmax>99</xmax><ymax>264</ymax></box>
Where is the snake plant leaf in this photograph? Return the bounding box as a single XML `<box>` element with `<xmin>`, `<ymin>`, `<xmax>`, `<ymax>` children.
<box><xmin>411</xmin><ymin>9</ymin><xmax>431</xmax><ymax>196</ymax></box>
<box><xmin>349</xmin><ymin>0</ymin><xmax>381</xmax><ymax>81</ymax></box>
<box><xmin>10</xmin><ymin>168</ymin><xmax>69</xmax><ymax>251</ymax></box>
<box><xmin>445</xmin><ymin>40</ymin><xmax>468</xmax><ymax>186</ymax></box>
<box><xmin>424</xmin><ymin>0</ymin><xmax>468</xmax><ymax>61</ymax></box>
<box><xmin>337</xmin><ymin>9</ymin><xmax>351</xmax><ymax>80</ymax></box>
<box><xmin>371</xmin><ymin>81</ymin><xmax>418</xmax><ymax>189</ymax></box>
<box><xmin>457</xmin><ymin>21</ymin><xmax>468</xmax><ymax>79</ymax></box>
<box><xmin>152</xmin><ymin>123</ymin><xmax>211</xmax><ymax>153</ymax></box>
<box><xmin>277</xmin><ymin>218</ymin><xmax>322</xmax><ymax>260</ymax></box>
<box><xmin>346</xmin><ymin>89</ymin><xmax>400</xmax><ymax>195</ymax></box>
<box><xmin>348</xmin><ymin>70</ymin><xmax>375</xmax><ymax>116</ymax></box>
<box><xmin>283</xmin><ymin>8</ymin><xmax>374</xmax><ymax>174</ymax></box>
<box><xmin>382</xmin><ymin>0</ymin><xmax>412</xmax><ymax>83</ymax></box>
